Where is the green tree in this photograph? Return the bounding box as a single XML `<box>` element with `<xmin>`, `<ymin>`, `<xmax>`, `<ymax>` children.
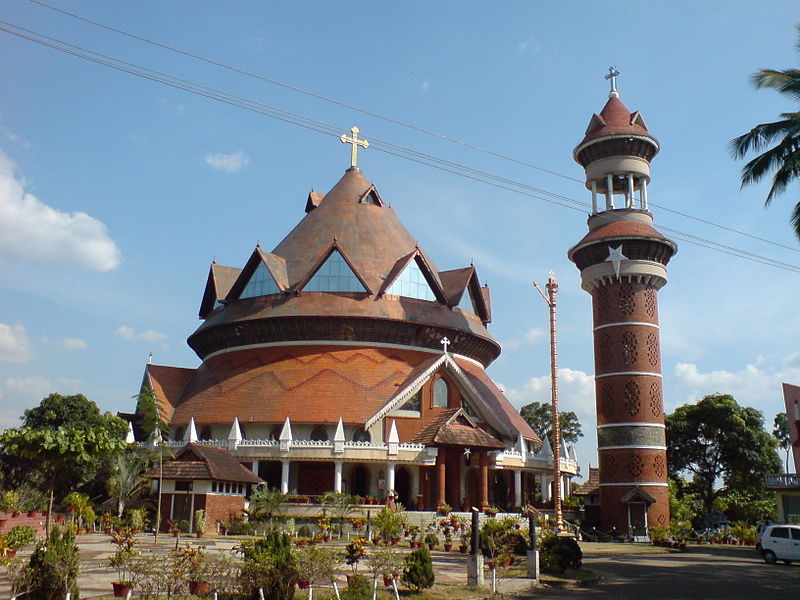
<box><xmin>23</xmin><ymin>393</ymin><xmax>128</xmax><ymax>438</ymax></box>
<box><xmin>248</xmin><ymin>485</ymin><xmax>288</xmax><ymax>527</ymax></box>
<box><xmin>0</xmin><ymin>426</ymin><xmax>127</xmax><ymax>531</ymax></box>
<box><xmin>133</xmin><ymin>386</ymin><xmax>168</xmax><ymax>441</ymax></box>
<box><xmin>666</xmin><ymin>393</ymin><xmax>781</xmax><ymax>517</ymax></box>
<box><xmin>519</xmin><ymin>401</ymin><xmax>583</xmax><ymax>445</ymax></box>
<box><xmin>730</xmin><ymin>24</ymin><xmax>800</xmax><ymax>240</ymax></box>
<box><xmin>106</xmin><ymin>451</ymin><xmax>150</xmax><ymax>518</ymax></box>
<box><xmin>773</xmin><ymin>412</ymin><xmax>791</xmax><ymax>472</ymax></box>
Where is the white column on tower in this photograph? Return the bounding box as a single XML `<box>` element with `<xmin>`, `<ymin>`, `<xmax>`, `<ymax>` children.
<box><xmin>605</xmin><ymin>174</ymin><xmax>614</xmax><ymax>209</ymax></box>
<box><xmin>641</xmin><ymin>179</ymin><xmax>649</xmax><ymax>210</ymax></box>
<box><xmin>334</xmin><ymin>460</ymin><xmax>343</xmax><ymax>493</ymax></box>
<box><xmin>281</xmin><ymin>460</ymin><xmax>290</xmax><ymax>494</ymax></box>
<box><xmin>387</xmin><ymin>462</ymin><xmax>396</xmax><ymax>493</ymax></box>
<box><xmin>591</xmin><ymin>180</ymin><xmax>598</xmax><ymax>214</ymax></box>
<box><xmin>627</xmin><ymin>173</ymin><xmax>635</xmax><ymax>208</ymax></box>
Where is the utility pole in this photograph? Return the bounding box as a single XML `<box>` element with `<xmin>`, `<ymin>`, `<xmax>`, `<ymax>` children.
<box><xmin>533</xmin><ymin>273</ymin><xmax>563</xmax><ymax>530</ymax></box>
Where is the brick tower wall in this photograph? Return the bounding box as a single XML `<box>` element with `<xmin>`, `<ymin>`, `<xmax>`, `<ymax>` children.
<box><xmin>591</xmin><ymin>280</ymin><xmax>669</xmax><ymax>532</ymax></box>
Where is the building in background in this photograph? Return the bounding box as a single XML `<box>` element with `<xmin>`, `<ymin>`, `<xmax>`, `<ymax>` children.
<box><xmin>765</xmin><ymin>383</ymin><xmax>800</xmax><ymax>523</ymax></box>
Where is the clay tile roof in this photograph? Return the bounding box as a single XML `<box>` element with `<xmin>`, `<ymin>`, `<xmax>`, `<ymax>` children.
<box><xmin>144</xmin><ymin>364</ymin><xmax>195</xmax><ymax>422</ymax></box>
<box><xmin>412</xmin><ymin>408</ymin><xmax>505</xmax><ymax>449</ymax></box>
<box><xmin>455</xmin><ymin>359</ymin><xmax>541</xmax><ymax>444</ymax></box>
<box><xmin>573</xmin><ymin>467</ymin><xmax>599</xmax><ymax>496</ymax></box>
<box><xmin>147</xmin><ymin>443</ymin><xmax>263</xmax><ymax>483</ymax></box>
<box><xmin>570</xmin><ymin>219</ymin><xmax>676</xmax><ymax>253</ymax></box>
<box><xmin>579</xmin><ymin>96</ymin><xmax>653</xmax><ymax>146</ymax></box>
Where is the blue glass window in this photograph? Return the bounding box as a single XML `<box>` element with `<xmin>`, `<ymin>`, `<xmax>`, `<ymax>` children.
<box><xmin>387</xmin><ymin>260</ymin><xmax>436</xmax><ymax>301</ymax></box>
<box><xmin>457</xmin><ymin>288</ymin><xmax>475</xmax><ymax>313</ymax></box>
<box><xmin>399</xmin><ymin>390</ymin><xmax>422</xmax><ymax>412</ymax></box>
<box><xmin>433</xmin><ymin>378</ymin><xmax>448</xmax><ymax>408</ymax></box>
<box><xmin>304</xmin><ymin>250</ymin><xmax>367</xmax><ymax>293</ymax></box>
<box><xmin>241</xmin><ymin>262</ymin><xmax>280</xmax><ymax>298</ymax></box>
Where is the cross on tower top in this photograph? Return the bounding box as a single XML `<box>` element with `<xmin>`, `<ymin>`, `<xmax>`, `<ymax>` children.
<box><xmin>605</xmin><ymin>66</ymin><xmax>621</xmax><ymax>98</ymax></box>
<box><xmin>340</xmin><ymin>126</ymin><xmax>369</xmax><ymax>168</ymax></box>
<box><xmin>440</xmin><ymin>336</ymin><xmax>450</xmax><ymax>354</ymax></box>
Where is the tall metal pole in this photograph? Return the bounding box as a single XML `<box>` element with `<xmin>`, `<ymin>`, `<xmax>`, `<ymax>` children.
<box><xmin>534</xmin><ymin>273</ymin><xmax>563</xmax><ymax>530</ymax></box>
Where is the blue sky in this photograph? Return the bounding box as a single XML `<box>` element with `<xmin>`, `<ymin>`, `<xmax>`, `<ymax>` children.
<box><xmin>1</xmin><ymin>1</ymin><xmax>798</xmax><ymax>476</ymax></box>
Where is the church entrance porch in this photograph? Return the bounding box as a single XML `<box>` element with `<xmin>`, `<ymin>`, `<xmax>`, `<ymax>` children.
<box><xmin>296</xmin><ymin>462</ymin><xmax>334</xmax><ymax>496</ymax></box>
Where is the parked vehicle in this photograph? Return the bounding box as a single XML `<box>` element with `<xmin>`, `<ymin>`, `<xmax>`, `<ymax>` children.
<box><xmin>760</xmin><ymin>524</ymin><xmax>800</xmax><ymax>565</ymax></box>
<box><xmin>755</xmin><ymin>521</ymin><xmax>772</xmax><ymax>552</ymax></box>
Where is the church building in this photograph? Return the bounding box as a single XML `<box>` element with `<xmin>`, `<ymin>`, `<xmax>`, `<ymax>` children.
<box><xmin>135</xmin><ymin>134</ymin><xmax>578</xmax><ymax>513</ymax></box>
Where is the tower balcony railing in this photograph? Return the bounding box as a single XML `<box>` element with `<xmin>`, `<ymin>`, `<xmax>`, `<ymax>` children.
<box><xmin>765</xmin><ymin>473</ymin><xmax>800</xmax><ymax>489</ymax></box>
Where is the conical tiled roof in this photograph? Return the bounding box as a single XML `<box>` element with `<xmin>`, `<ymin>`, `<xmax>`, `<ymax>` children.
<box><xmin>187</xmin><ymin>168</ymin><xmax>500</xmax><ymax>366</ymax></box>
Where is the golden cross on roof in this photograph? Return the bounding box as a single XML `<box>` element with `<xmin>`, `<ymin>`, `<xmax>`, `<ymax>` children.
<box><xmin>340</xmin><ymin>126</ymin><xmax>369</xmax><ymax>168</ymax></box>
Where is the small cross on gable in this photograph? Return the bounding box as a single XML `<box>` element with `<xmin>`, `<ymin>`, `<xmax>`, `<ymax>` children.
<box><xmin>440</xmin><ymin>336</ymin><xmax>450</xmax><ymax>354</ymax></box>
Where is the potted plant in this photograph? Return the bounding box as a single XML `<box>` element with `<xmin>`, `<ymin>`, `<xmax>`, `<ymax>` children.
<box><xmin>317</xmin><ymin>515</ymin><xmax>331</xmax><ymax>542</ymax></box>
<box><xmin>459</xmin><ymin>528</ymin><xmax>471</xmax><ymax>553</ymax></box>
<box><xmin>101</xmin><ymin>512</ymin><xmax>114</xmax><ymax>535</ymax></box>
<box><xmin>366</xmin><ymin>544</ymin><xmax>403</xmax><ymax>588</ymax></box>
<box><xmin>344</xmin><ymin>537</ymin><xmax>367</xmax><ymax>583</ymax></box>
<box><xmin>423</xmin><ymin>532</ymin><xmax>439</xmax><ymax>550</ymax></box>
<box><xmin>436</xmin><ymin>503</ymin><xmax>452</xmax><ymax>516</ymax></box>
<box><xmin>194</xmin><ymin>509</ymin><xmax>207</xmax><ymax>538</ymax></box>
<box><xmin>373</xmin><ymin>505</ymin><xmax>403</xmax><ymax>544</ymax></box>
<box><xmin>4</xmin><ymin>525</ymin><xmax>37</xmax><ymax>552</ymax></box>
<box><xmin>1</xmin><ymin>490</ymin><xmax>20</xmax><ymax>516</ymax></box>
<box><xmin>443</xmin><ymin>528</ymin><xmax>453</xmax><ymax>551</ymax></box>
<box><xmin>108</xmin><ymin>529</ymin><xmax>142</xmax><ymax>597</ymax></box>
<box><xmin>173</xmin><ymin>543</ymin><xmax>210</xmax><ymax>595</ymax></box>
<box><xmin>293</xmin><ymin>544</ymin><xmax>339</xmax><ymax>590</ymax></box>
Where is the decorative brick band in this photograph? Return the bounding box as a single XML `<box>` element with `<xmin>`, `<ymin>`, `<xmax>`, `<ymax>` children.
<box><xmin>599</xmin><ymin>482</ymin><xmax>669</xmax><ymax>487</ymax></box>
<box><xmin>598</xmin><ymin>425</ymin><xmax>665</xmax><ymax>448</ymax></box>
<box><xmin>596</xmin><ymin>371</ymin><xmax>662</xmax><ymax>379</ymax></box>
<box><xmin>594</xmin><ymin>321</ymin><xmax>660</xmax><ymax>331</ymax></box>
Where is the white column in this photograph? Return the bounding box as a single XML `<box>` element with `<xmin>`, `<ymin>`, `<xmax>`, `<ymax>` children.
<box><xmin>334</xmin><ymin>460</ymin><xmax>343</xmax><ymax>493</ymax></box>
<box><xmin>624</xmin><ymin>173</ymin><xmax>633</xmax><ymax>207</ymax></box>
<box><xmin>252</xmin><ymin>459</ymin><xmax>260</xmax><ymax>475</ymax></box>
<box><xmin>591</xmin><ymin>180</ymin><xmax>598</xmax><ymax>214</ymax></box>
<box><xmin>387</xmin><ymin>462</ymin><xmax>396</xmax><ymax>493</ymax></box>
<box><xmin>281</xmin><ymin>460</ymin><xmax>290</xmax><ymax>494</ymax></box>
<box><xmin>189</xmin><ymin>493</ymin><xmax>195</xmax><ymax>531</ymax></box>
<box><xmin>641</xmin><ymin>179</ymin><xmax>648</xmax><ymax>210</ymax></box>
<box><xmin>605</xmin><ymin>174</ymin><xmax>614</xmax><ymax>209</ymax></box>
<box><xmin>514</xmin><ymin>470</ymin><xmax>522</xmax><ymax>508</ymax></box>
<box><xmin>540</xmin><ymin>474</ymin><xmax>550</xmax><ymax>502</ymax></box>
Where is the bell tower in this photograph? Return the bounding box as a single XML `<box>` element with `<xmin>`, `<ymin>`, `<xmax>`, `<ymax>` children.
<box><xmin>568</xmin><ymin>69</ymin><xmax>676</xmax><ymax>536</ymax></box>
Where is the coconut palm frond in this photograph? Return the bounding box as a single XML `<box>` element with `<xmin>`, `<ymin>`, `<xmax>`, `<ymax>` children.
<box><xmin>766</xmin><ymin>152</ymin><xmax>800</xmax><ymax>205</ymax></box>
<box><xmin>791</xmin><ymin>198</ymin><xmax>800</xmax><ymax>241</ymax></box>
<box><xmin>729</xmin><ymin>116</ymin><xmax>799</xmax><ymax>158</ymax></box>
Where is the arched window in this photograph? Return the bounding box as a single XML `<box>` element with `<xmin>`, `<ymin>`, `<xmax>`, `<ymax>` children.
<box><xmin>433</xmin><ymin>378</ymin><xmax>449</xmax><ymax>408</ymax></box>
<box><xmin>200</xmin><ymin>425</ymin><xmax>214</xmax><ymax>440</ymax></box>
<box><xmin>269</xmin><ymin>424</ymin><xmax>282</xmax><ymax>441</ymax></box>
<box><xmin>310</xmin><ymin>425</ymin><xmax>329</xmax><ymax>441</ymax></box>
<box><xmin>352</xmin><ymin>427</ymin><xmax>371</xmax><ymax>443</ymax></box>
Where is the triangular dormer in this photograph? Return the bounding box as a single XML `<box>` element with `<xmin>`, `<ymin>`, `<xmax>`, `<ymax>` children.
<box><xmin>440</xmin><ymin>266</ymin><xmax>491</xmax><ymax>324</ymax></box>
<box><xmin>584</xmin><ymin>113</ymin><xmax>606</xmax><ymax>135</ymax></box>
<box><xmin>305</xmin><ymin>190</ymin><xmax>325</xmax><ymax>213</ymax></box>
<box><xmin>358</xmin><ymin>185</ymin><xmax>384</xmax><ymax>206</ymax></box>
<box><xmin>382</xmin><ymin>250</ymin><xmax>445</xmax><ymax>302</ymax></box>
<box><xmin>630</xmin><ymin>111</ymin><xmax>647</xmax><ymax>129</ymax></box>
<box><xmin>226</xmin><ymin>248</ymin><xmax>288</xmax><ymax>302</ymax></box>
<box><xmin>199</xmin><ymin>263</ymin><xmax>241</xmax><ymax>318</ymax></box>
<box><xmin>299</xmin><ymin>245</ymin><xmax>370</xmax><ymax>294</ymax></box>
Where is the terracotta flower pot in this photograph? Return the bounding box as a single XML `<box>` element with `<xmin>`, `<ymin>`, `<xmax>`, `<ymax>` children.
<box><xmin>112</xmin><ymin>582</ymin><xmax>133</xmax><ymax>597</ymax></box>
<box><xmin>383</xmin><ymin>576</ymin><xmax>394</xmax><ymax>587</ymax></box>
<box><xmin>196</xmin><ymin>532</ymin><xmax>205</xmax><ymax>538</ymax></box>
<box><xmin>427</xmin><ymin>543</ymin><xmax>435</xmax><ymax>550</ymax></box>
<box><xmin>188</xmin><ymin>580</ymin><xmax>210</xmax><ymax>595</ymax></box>
<box><xmin>297</xmin><ymin>579</ymin><xmax>310</xmax><ymax>589</ymax></box>
<box><xmin>443</xmin><ymin>543</ymin><xmax>452</xmax><ymax>551</ymax></box>
<box><xmin>459</xmin><ymin>545</ymin><xmax>468</xmax><ymax>553</ymax></box>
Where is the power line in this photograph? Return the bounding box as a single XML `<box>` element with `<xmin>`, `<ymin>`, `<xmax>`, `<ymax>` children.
<box><xmin>2</xmin><ymin>20</ymin><xmax>799</xmax><ymax>275</ymax></box>
<box><xmin>25</xmin><ymin>0</ymin><xmax>800</xmax><ymax>256</ymax></box>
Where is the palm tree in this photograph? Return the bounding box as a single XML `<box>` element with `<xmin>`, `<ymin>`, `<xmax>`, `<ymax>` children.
<box><xmin>106</xmin><ymin>451</ymin><xmax>149</xmax><ymax>518</ymax></box>
<box><xmin>730</xmin><ymin>24</ymin><xmax>800</xmax><ymax>240</ymax></box>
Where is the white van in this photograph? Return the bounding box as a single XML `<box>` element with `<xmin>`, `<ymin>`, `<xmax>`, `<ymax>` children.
<box><xmin>761</xmin><ymin>524</ymin><xmax>800</xmax><ymax>565</ymax></box>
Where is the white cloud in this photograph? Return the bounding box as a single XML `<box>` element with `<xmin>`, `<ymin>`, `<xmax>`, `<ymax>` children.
<box><xmin>502</xmin><ymin>327</ymin><xmax>546</xmax><ymax>350</ymax></box>
<box><xmin>517</xmin><ymin>36</ymin><xmax>540</xmax><ymax>53</ymax></box>
<box><xmin>671</xmin><ymin>359</ymin><xmax>800</xmax><ymax>413</ymax></box>
<box><xmin>115</xmin><ymin>325</ymin><xmax>167</xmax><ymax>342</ymax></box>
<box><xmin>0</xmin><ymin>322</ymin><xmax>34</xmax><ymax>363</ymax></box>
<box><xmin>40</xmin><ymin>336</ymin><xmax>87</xmax><ymax>350</ymax></box>
<box><xmin>0</xmin><ymin>376</ymin><xmax>83</xmax><ymax>429</ymax></box>
<box><xmin>204</xmin><ymin>151</ymin><xmax>250</xmax><ymax>173</ymax></box>
<box><xmin>503</xmin><ymin>367</ymin><xmax>596</xmax><ymax>422</ymax></box>
<box><xmin>0</xmin><ymin>149</ymin><xmax>122</xmax><ymax>271</ymax></box>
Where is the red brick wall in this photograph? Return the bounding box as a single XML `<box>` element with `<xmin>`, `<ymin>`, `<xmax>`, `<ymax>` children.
<box><xmin>0</xmin><ymin>511</ymin><xmax>48</xmax><ymax>536</ymax></box>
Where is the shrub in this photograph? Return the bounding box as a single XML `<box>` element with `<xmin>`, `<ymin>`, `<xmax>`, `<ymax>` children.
<box><xmin>27</xmin><ymin>527</ymin><xmax>80</xmax><ymax>600</ymax></box>
<box><xmin>297</xmin><ymin>524</ymin><xmax>312</xmax><ymax>538</ymax></box>
<box><xmin>177</xmin><ymin>519</ymin><xmax>191</xmax><ymax>534</ymax></box>
<box><xmin>5</xmin><ymin>525</ymin><xmax>37</xmax><ymax>549</ymax></box>
<box><xmin>341</xmin><ymin>573</ymin><xmax>371</xmax><ymax>600</ymax></box>
<box><xmin>224</xmin><ymin>513</ymin><xmax>254</xmax><ymax>536</ymax></box>
<box><xmin>373</xmin><ymin>505</ymin><xmax>404</xmax><ymax>541</ymax></box>
<box><xmin>294</xmin><ymin>545</ymin><xmax>339</xmax><ymax>585</ymax></box>
<box><xmin>402</xmin><ymin>547</ymin><xmax>434</xmax><ymax>591</ymax></box>
<box><xmin>540</xmin><ymin>535</ymin><xmax>582</xmax><ymax>573</ymax></box>
<box><xmin>649</xmin><ymin>525</ymin><xmax>670</xmax><ymax>542</ymax></box>
<box><xmin>239</xmin><ymin>530</ymin><xmax>297</xmax><ymax>600</ymax></box>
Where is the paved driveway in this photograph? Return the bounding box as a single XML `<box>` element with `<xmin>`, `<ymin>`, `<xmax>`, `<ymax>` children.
<box><xmin>533</xmin><ymin>545</ymin><xmax>800</xmax><ymax>600</ymax></box>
